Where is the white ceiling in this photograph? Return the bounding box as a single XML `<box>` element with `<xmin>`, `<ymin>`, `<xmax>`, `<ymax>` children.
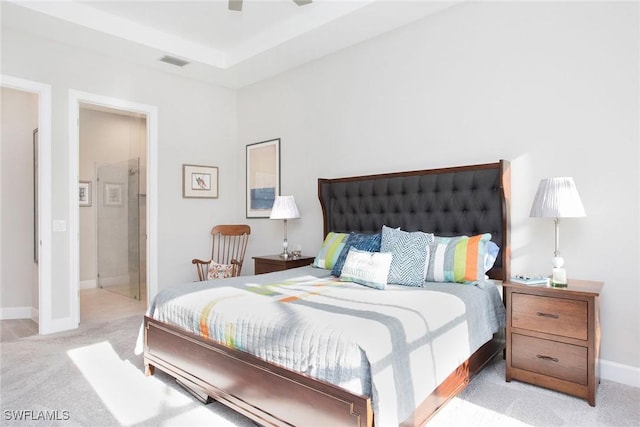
<box><xmin>2</xmin><ymin>0</ymin><xmax>461</xmax><ymax>88</ymax></box>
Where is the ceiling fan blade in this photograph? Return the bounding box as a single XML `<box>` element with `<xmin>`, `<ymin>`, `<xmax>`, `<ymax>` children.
<box><xmin>229</xmin><ymin>0</ymin><xmax>309</xmax><ymax>12</ymax></box>
<box><xmin>229</xmin><ymin>0</ymin><xmax>243</xmax><ymax>11</ymax></box>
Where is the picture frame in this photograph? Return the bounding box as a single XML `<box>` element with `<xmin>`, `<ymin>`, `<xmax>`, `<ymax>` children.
<box><xmin>246</xmin><ymin>138</ymin><xmax>280</xmax><ymax>218</ymax></box>
<box><xmin>79</xmin><ymin>180</ymin><xmax>92</xmax><ymax>207</ymax></box>
<box><xmin>104</xmin><ymin>182</ymin><xmax>123</xmax><ymax>207</ymax></box>
<box><xmin>183</xmin><ymin>164</ymin><xmax>219</xmax><ymax>199</ymax></box>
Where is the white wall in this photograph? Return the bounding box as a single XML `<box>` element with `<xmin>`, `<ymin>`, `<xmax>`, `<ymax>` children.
<box><xmin>0</xmin><ymin>87</ymin><xmax>38</xmax><ymax>318</ymax></box>
<box><xmin>237</xmin><ymin>2</ymin><xmax>639</xmax><ymax>377</ymax></box>
<box><xmin>1</xmin><ymin>26</ymin><xmax>239</xmax><ymax>323</ymax></box>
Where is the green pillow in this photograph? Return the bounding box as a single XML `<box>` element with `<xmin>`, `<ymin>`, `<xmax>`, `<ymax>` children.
<box><xmin>313</xmin><ymin>232</ymin><xmax>348</xmax><ymax>269</ymax></box>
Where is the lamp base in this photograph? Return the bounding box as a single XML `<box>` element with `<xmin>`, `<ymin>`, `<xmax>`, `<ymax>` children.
<box><xmin>279</xmin><ymin>251</ymin><xmax>291</xmax><ymax>260</ymax></box>
<box><xmin>551</xmin><ymin>265</ymin><xmax>567</xmax><ymax>288</ymax></box>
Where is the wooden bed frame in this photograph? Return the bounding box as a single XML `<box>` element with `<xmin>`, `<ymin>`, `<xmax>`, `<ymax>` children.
<box><xmin>144</xmin><ymin>160</ymin><xmax>511</xmax><ymax>426</ymax></box>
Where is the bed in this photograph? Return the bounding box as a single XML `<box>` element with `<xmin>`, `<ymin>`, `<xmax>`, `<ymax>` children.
<box><xmin>143</xmin><ymin>159</ymin><xmax>511</xmax><ymax>426</ymax></box>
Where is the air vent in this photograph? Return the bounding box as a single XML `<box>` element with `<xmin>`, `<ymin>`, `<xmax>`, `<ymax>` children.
<box><xmin>160</xmin><ymin>55</ymin><xmax>189</xmax><ymax>67</ymax></box>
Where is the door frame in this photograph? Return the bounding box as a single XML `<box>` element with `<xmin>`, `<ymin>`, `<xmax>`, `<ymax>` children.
<box><xmin>69</xmin><ymin>90</ymin><xmax>158</xmax><ymax>325</ymax></box>
<box><xmin>0</xmin><ymin>75</ymin><xmax>53</xmax><ymax>333</ymax></box>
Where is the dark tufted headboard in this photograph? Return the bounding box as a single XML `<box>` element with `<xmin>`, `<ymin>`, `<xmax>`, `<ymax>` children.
<box><xmin>318</xmin><ymin>160</ymin><xmax>511</xmax><ymax>281</ymax></box>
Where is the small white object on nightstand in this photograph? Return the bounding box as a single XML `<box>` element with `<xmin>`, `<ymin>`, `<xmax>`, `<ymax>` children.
<box><xmin>552</xmin><ymin>256</ymin><xmax>567</xmax><ymax>286</ymax></box>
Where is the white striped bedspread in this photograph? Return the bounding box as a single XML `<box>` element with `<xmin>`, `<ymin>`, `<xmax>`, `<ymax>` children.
<box><xmin>147</xmin><ymin>265</ymin><xmax>505</xmax><ymax>426</ymax></box>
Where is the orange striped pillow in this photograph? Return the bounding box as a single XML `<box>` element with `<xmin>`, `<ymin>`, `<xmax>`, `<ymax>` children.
<box><xmin>426</xmin><ymin>233</ymin><xmax>493</xmax><ymax>284</ymax></box>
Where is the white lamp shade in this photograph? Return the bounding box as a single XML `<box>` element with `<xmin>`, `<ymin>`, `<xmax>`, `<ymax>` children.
<box><xmin>530</xmin><ymin>177</ymin><xmax>586</xmax><ymax>218</ymax></box>
<box><xmin>270</xmin><ymin>195</ymin><xmax>300</xmax><ymax>220</ymax></box>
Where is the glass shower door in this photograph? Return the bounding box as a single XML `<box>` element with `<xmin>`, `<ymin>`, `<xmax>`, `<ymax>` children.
<box><xmin>96</xmin><ymin>158</ymin><xmax>140</xmax><ymax>300</ymax></box>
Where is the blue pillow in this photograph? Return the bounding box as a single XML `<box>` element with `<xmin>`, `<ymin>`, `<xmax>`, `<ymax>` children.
<box><xmin>380</xmin><ymin>225</ymin><xmax>433</xmax><ymax>287</ymax></box>
<box><xmin>485</xmin><ymin>241</ymin><xmax>500</xmax><ymax>272</ymax></box>
<box><xmin>331</xmin><ymin>232</ymin><xmax>382</xmax><ymax>277</ymax></box>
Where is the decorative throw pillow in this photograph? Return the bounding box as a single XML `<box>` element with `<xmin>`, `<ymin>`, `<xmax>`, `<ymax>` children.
<box><xmin>207</xmin><ymin>261</ymin><xmax>235</xmax><ymax>280</ymax></box>
<box><xmin>380</xmin><ymin>225</ymin><xmax>433</xmax><ymax>287</ymax></box>
<box><xmin>339</xmin><ymin>248</ymin><xmax>392</xmax><ymax>290</ymax></box>
<box><xmin>425</xmin><ymin>233</ymin><xmax>493</xmax><ymax>284</ymax></box>
<box><xmin>331</xmin><ymin>232</ymin><xmax>382</xmax><ymax>277</ymax></box>
<box><xmin>484</xmin><ymin>241</ymin><xmax>500</xmax><ymax>273</ymax></box>
<box><xmin>313</xmin><ymin>232</ymin><xmax>349</xmax><ymax>269</ymax></box>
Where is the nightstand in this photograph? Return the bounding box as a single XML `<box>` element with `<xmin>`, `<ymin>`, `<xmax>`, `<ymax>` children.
<box><xmin>504</xmin><ymin>279</ymin><xmax>603</xmax><ymax>406</ymax></box>
<box><xmin>253</xmin><ymin>255</ymin><xmax>315</xmax><ymax>275</ymax></box>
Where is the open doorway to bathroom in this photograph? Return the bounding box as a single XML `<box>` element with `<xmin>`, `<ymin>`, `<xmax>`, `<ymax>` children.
<box><xmin>78</xmin><ymin>104</ymin><xmax>147</xmax><ymax>323</ymax></box>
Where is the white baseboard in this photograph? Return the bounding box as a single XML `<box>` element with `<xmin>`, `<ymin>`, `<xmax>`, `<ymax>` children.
<box><xmin>30</xmin><ymin>307</ymin><xmax>39</xmax><ymax>324</ymax></box>
<box><xmin>0</xmin><ymin>306</ymin><xmax>32</xmax><ymax>320</ymax></box>
<box><xmin>601</xmin><ymin>359</ymin><xmax>640</xmax><ymax>388</ymax></box>
<box><xmin>80</xmin><ymin>279</ymin><xmax>97</xmax><ymax>289</ymax></box>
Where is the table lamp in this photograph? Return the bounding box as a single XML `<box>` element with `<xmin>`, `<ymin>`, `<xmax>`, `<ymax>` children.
<box><xmin>530</xmin><ymin>177</ymin><xmax>586</xmax><ymax>287</ymax></box>
<box><xmin>270</xmin><ymin>195</ymin><xmax>300</xmax><ymax>259</ymax></box>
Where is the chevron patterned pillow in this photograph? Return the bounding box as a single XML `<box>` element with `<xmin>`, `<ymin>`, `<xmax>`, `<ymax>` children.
<box><xmin>380</xmin><ymin>225</ymin><xmax>434</xmax><ymax>287</ymax></box>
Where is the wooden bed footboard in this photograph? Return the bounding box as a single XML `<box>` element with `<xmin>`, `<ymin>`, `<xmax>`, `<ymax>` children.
<box><xmin>144</xmin><ymin>315</ymin><xmax>373</xmax><ymax>426</ymax></box>
<box><xmin>144</xmin><ymin>315</ymin><xmax>504</xmax><ymax>427</ymax></box>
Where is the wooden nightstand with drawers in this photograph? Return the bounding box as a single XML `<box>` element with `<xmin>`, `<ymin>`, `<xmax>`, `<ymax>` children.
<box><xmin>253</xmin><ymin>255</ymin><xmax>315</xmax><ymax>275</ymax></box>
<box><xmin>504</xmin><ymin>279</ymin><xmax>604</xmax><ymax>406</ymax></box>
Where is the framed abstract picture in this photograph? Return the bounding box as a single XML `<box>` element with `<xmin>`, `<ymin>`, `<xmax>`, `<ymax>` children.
<box><xmin>104</xmin><ymin>182</ymin><xmax>124</xmax><ymax>206</ymax></box>
<box><xmin>246</xmin><ymin>138</ymin><xmax>280</xmax><ymax>218</ymax></box>
<box><xmin>183</xmin><ymin>164</ymin><xmax>219</xmax><ymax>198</ymax></box>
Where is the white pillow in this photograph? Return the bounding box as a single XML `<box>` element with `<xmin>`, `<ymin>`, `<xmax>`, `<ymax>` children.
<box><xmin>207</xmin><ymin>261</ymin><xmax>235</xmax><ymax>280</ymax></box>
<box><xmin>339</xmin><ymin>248</ymin><xmax>392</xmax><ymax>290</ymax></box>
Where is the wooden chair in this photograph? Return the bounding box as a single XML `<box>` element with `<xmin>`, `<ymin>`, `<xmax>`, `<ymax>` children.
<box><xmin>192</xmin><ymin>225</ymin><xmax>251</xmax><ymax>281</ymax></box>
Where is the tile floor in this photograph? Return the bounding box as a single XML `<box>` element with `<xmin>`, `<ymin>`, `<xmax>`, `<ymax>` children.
<box><xmin>0</xmin><ymin>287</ymin><xmax>147</xmax><ymax>342</ymax></box>
<box><xmin>80</xmin><ymin>286</ymin><xmax>147</xmax><ymax>324</ymax></box>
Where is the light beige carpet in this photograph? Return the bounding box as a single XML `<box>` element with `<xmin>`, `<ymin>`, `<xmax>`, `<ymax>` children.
<box><xmin>1</xmin><ymin>315</ymin><xmax>638</xmax><ymax>426</ymax></box>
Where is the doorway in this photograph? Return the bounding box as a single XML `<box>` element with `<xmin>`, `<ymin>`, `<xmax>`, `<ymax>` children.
<box><xmin>70</xmin><ymin>90</ymin><xmax>158</xmax><ymax>328</ymax></box>
<box><xmin>0</xmin><ymin>75</ymin><xmax>53</xmax><ymax>334</ymax></box>
<box><xmin>0</xmin><ymin>87</ymin><xmax>39</xmax><ymax>336</ymax></box>
<box><xmin>78</xmin><ymin>104</ymin><xmax>147</xmax><ymax>322</ymax></box>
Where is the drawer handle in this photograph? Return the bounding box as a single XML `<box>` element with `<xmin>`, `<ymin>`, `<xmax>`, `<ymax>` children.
<box><xmin>536</xmin><ymin>354</ymin><xmax>559</xmax><ymax>363</ymax></box>
<box><xmin>536</xmin><ymin>311</ymin><xmax>560</xmax><ymax>319</ymax></box>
